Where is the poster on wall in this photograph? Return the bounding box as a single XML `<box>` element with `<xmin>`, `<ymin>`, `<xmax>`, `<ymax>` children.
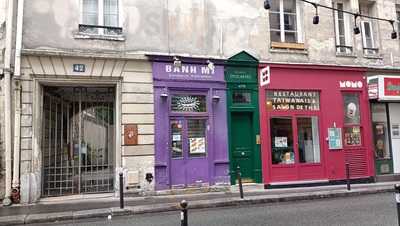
<box><xmin>328</xmin><ymin>128</ymin><xmax>343</xmax><ymax>150</ymax></box>
<box><xmin>274</xmin><ymin>137</ymin><xmax>288</xmax><ymax>148</ymax></box>
<box><xmin>189</xmin><ymin>137</ymin><xmax>206</xmax><ymax>154</ymax></box>
<box><xmin>373</xmin><ymin>122</ymin><xmax>389</xmax><ymax>159</ymax></box>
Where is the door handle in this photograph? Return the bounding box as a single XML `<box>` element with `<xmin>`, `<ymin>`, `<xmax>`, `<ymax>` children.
<box><xmin>256</xmin><ymin>135</ymin><xmax>261</xmax><ymax>144</ymax></box>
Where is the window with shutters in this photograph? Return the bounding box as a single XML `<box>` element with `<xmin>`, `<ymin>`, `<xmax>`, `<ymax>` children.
<box><xmin>333</xmin><ymin>1</ymin><xmax>353</xmax><ymax>54</ymax></box>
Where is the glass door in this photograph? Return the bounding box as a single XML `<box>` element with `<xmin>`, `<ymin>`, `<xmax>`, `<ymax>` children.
<box><xmin>270</xmin><ymin>116</ymin><xmax>321</xmax><ymax>166</ymax></box>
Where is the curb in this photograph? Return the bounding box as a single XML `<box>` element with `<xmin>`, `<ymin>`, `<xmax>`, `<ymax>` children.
<box><xmin>0</xmin><ymin>186</ymin><xmax>394</xmax><ymax>225</ymax></box>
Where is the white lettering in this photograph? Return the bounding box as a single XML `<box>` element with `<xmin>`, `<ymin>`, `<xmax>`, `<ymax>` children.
<box><xmin>339</xmin><ymin>80</ymin><xmax>363</xmax><ymax>89</ymax></box>
<box><xmin>166</xmin><ymin>65</ymin><xmax>172</xmax><ymax>73</ymax></box>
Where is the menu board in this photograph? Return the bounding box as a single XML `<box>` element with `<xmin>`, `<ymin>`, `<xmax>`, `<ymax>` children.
<box><xmin>328</xmin><ymin>128</ymin><xmax>343</xmax><ymax>150</ymax></box>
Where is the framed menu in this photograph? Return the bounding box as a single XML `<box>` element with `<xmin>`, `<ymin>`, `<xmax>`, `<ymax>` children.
<box><xmin>328</xmin><ymin>128</ymin><xmax>343</xmax><ymax>150</ymax></box>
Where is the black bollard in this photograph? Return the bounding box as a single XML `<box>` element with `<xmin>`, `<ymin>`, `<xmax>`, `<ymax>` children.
<box><xmin>395</xmin><ymin>184</ymin><xmax>400</xmax><ymax>226</ymax></box>
<box><xmin>180</xmin><ymin>200</ymin><xmax>188</xmax><ymax>226</ymax></box>
<box><xmin>119</xmin><ymin>172</ymin><xmax>124</xmax><ymax>209</ymax></box>
<box><xmin>237</xmin><ymin>166</ymin><xmax>244</xmax><ymax>199</ymax></box>
<box><xmin>345</xmin><ymin>163</ymin><xmax>351</xmax><ymax>191</ymax></box>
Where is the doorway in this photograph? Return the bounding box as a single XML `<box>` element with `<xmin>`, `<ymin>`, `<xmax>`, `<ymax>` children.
<box><xmin>269</xmin><ymin>115</ymin><xmax>322</xmax><ymax>181</ymax></box>
<box><xmin>231</xmin><ymin>112</ymin><xmax>256</xmax><ymax>183</ymax></box>
<box><xmin>170</xmin><ymin>118</ymin><xmax>209</xmax><ymax>188</ymax></box>
<box><xmin>41</xmin><ymin>86</ymin><xmax>115</xmax><ymax>197</ymax></box>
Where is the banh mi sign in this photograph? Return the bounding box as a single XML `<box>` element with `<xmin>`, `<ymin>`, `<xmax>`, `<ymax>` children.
<box><xmin>266</xmin><ymin>90</ymin><xmax>320</xmax><ymax>111</ymax></box>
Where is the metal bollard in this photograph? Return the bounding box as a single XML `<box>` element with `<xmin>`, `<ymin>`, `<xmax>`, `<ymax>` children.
<box><xmin>395</xmin><ymin>184</ymin><xmax>400</xmax><ymax>226</ymax></box>
<box><xmin>237</xmin><ymin>166</ymin><xmax>244</xmax><ymax>199</ymax></box>
<box><xmin>346</xmin><ymin>163</ymin><xmax>351</xmax><ymax>191</ymax></box>
<box><xmin>180</xmin><ymin>200</ymin><xmax>188</xmax><ymax>226</ymax></box>
<box><xmin>119</xmin><ymin>172</ymin><xmax>124</xmax><ymax>209</ymax></box>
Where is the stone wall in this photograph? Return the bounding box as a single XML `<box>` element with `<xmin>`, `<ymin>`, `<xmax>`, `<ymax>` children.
<box><xmin>19</xmin><ymin>55</ymin><xmax>154</xmax><ymax>203</ymax></box>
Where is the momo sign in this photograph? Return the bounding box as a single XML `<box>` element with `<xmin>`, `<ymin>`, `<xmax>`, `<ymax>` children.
<box><xmin>339</xmin><ymin>81</ymin><xmax>363</xmax><ymax>89</ymax></box>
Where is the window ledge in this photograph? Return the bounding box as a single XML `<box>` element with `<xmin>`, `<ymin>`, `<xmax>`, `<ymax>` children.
<box><xmin>270</xmin><ymin>42</ymin><xmax>308</xmax><ymax>55</ymax></box>
<box><xmin>363</xmin><ymin>54</ymin><xmax>383</xmax><ymax>60</ymax></box>
<box><xmin>73</xmin><ymin>32</ymin><xmax>126</xmax><ymax>41</ymax></box>
<box><xmin>336</xmin><ymin>53</ymin><xmax>357</xmax><ymax>58</ymax></box>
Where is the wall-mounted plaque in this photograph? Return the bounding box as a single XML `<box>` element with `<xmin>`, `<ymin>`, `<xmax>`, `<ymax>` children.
<box><xmin>328</xmin><ymin>127</ymin><xmax>343</xmax><ymax>150</ymax></box>
<box><xmin>124</xmin><ymin>124</ymin><xmax>138</xmax><ymax>146</ymax></box>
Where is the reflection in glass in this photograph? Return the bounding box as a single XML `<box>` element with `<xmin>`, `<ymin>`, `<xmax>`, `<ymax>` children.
<box><xmin>298</xmin><ymin>117</ymin><xmax>320</xmax><ymax>163</ymax></box>
<box><xmin>188</xmin><ymin>119</ymin><xmax>207</xmax><ymax>158</ymax></box>
<box><xmin>171</xmin><ymin>120</ymin><xmax>183</xmax><ymax>158</ymax></box>
<box><xmin>270</xmin><ymin>117</ymin><xmax>294</xmax><ymax>164</ymax></box>
<box><xmin>233</xmin><ymin>92</ymin><xmax>251</xmax><ymax>104</ymax></box>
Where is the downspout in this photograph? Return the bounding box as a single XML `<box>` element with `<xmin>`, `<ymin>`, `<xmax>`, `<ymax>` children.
<box><xmin>11</xmin><ymin>0</ymin><xmax>24</xmax><ymax>203</ymax></box>
<box><xmin>2</xmin><ymin>0</ymin><xmax>15</xmax><ymax>206</ymax></box>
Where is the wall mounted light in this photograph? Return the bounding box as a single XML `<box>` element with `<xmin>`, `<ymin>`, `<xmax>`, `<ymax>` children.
<box><xmin>390</xmin><ymin>20</ymin><xmax>398</xmax><ymax>39</ymax></box>
<box><xmin>206</xmin><ymin>60</ymin><xmax>215</xmax><ymax>71</ymax></box>
<box><xmin>353</xmin><ymin>14</ymin><xmax>360</xmax><ymax>35</ymax></box>
<box><xmin>264</xmin><ymin>0</ymin><xmax>271</xmax><ymax>10</ymax></box>
<box><xmin>312</xmin><ymin>3</ymin><xmax>319</xmax><ymax>25</ymax></box>
<box><xmin>212</xmin><ymin>95</ymin><xmax>220</xmax><ymax>102</ymax></box>
<box><xmin>160</xmin><ymin>87</ymin><xmax>168</xmax><ymax>99</ymax></box>
<box><xmin>173</xmin><ymin>56</ymin><xmax>182</xmax><ymax>68</ymax></box>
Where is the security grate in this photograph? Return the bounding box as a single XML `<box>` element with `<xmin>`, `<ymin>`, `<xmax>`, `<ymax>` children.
<box><xmin>42</xmin><ymin>87</ymin><xmax>115</xmax><ymax>197</ymax></box>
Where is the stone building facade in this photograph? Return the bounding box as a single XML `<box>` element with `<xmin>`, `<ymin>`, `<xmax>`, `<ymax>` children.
<box><xmin>1</xmin><ymin>0</ymin><xmax>400</xmax><ymax>203</ymax></box>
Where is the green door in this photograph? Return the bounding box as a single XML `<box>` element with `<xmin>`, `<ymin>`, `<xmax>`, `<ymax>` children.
<box><xmin>231</xmin><ymin>112</ymin><xmax>255</xmax><ymax>183</ymax></box>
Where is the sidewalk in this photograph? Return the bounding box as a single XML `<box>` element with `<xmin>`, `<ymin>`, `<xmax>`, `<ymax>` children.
<box><xmin>0</xmin><ymin>182</ymin><xmax>397</xmax><ymax>225</ymax></box>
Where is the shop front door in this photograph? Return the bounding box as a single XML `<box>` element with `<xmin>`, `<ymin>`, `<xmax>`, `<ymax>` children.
<box><xmin>170</xmin><ymin>118</ymin><xmax>209</xmax><ymax>188</ymax></box>
<box><xmin>269</xmin><ymin>115</ymin><xmax>323</xmax><ymax>182</ymax></box>
<box><xmin>231</xmin><ymin>112</ymin><xmax>255</xmax><ymax>184</ymax></box>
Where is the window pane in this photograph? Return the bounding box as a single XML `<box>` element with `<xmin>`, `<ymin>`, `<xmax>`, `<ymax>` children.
<box><xmin>171</xmin><ymin>120</ymin><xmax>183</xmax><ymax>158</ymax></box>
<box><xmin>283</xmin><ymin>0</ymin><xmax>296</xmax><ymax>13</ymax></box>
<box><xmin>298</xmin><ymin>117</ymin><xmax>320</xmax><ymax>163</ymax></box>
<box><xmin>104</xmin><ymin>0</ymin><xmax>118</xmax><ymax>27</ymax></box>
<box><xmin>270</xmin><ymin>0</ymin><xmax>280</xmax><ymax>12</ymax></box>
<box><xmin>344</xmin><ymin>126</ymin><xmax>362</xmax><ymax>146</ymax></box>
<box><xmin>188</xmin><ymin>119</ymin><xmax>207</xmax><ymax>157</ymax></box>
<box><xmin>171</xmin><ymin>95</ymin><xmax>207</xmax><ymax>112</ymax></box>
<box><xmin>283</xmin><ymin>14</ymin><xmax>297</xmax><ymax>31</ymax></box>
<box><xmin>270</xmin><ymin>30</ymin><xmax>281</xmax><ymax>42</ymax></box>
<box><xmin>269</xmin><ymin>12</ymin><xmax>281</xmax><ymax>30</ymax></box>
<box><xmin>343</xmin><ymin>93</ymin><xmax>360</xmax><ymax>125</ymax></box>
<box><xmin>270</xmin><ymin>117</ymin><xmax>294</xmax><ymax>164</ymax></box>
<box><xmin>284</xmin><ymin>31</ymin><xmax>297</xmax><ymax>43</ymax></box>
<box><xmin>83</xmin><ymin>0</ymin><xmax>98</xmax><ymax>25</ymax></box>
<box><xmin>233</xmin><ymin>91</ymin><xmax>251</xmax><ymax>104</ymax></box>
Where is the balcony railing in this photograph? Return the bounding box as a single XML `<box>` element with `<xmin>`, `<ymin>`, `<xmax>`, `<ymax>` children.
<box><xmin>78</xmin><ymin>24</ymin><xmax>123</xmax><ymax>36</ymax></box>
<box><xmin>336</xmin><ymin>45</ymin><xmax>353</xmax><ymax>54</ymax></box>
<box><xmin>363</xmin><ymin>47</ymin><xmax>379</xmax><ymax>55</ymax></box>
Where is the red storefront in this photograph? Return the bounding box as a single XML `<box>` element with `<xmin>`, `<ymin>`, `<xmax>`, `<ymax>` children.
<box><xmin>259</xmin><ymin>64</ymin><xmax>375</xmax><ymax>186</ymax></box>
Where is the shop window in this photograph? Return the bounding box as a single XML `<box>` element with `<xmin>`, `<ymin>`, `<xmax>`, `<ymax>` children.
<box><xmin>232</xmin><ymin>91</ymin><xmax>251</xmax><ymax>104</ymax></box>
<box><xmin>297</xmin><ymin>117</ymin><xmax>321</xmax><ymax>163</ymax></box>
<box><xmin>343</xmin><ymin>93</ymin><xmax>362</xmax><ymax>147</ymax></box>
<box><xmin>171</xmin><ymin>95</ymin><xmax>207</xmax><ymax>113</ymax></box>
<box><xmin>270</xmin><ymin>117</ymin><xmax>294</xmax><ymax>164</ymax></box>
<box><xmin>171</xmin><ymin>120</ymin><xmax>183</xmax><ymax>159</ymax></box>
<box><xmin>188</xmin><ymin>119</ymin><xmax>207</xmax><ymax>158</ymax></box>
<box><xmin>269</xmin><ymin>0</ymin><xmax>303</xmax><ymax>44</ymax></box>
<box><xmin>80</xmin><ymin>0</ymin><xmax>122</xmax><ymax>35</ymax></box>
<box><xmin>333</xmin><ymin>1</ymin><xmax>352</xmax><ymax>54</ymax></box>
<box><xmin>371</xmin><ymin>103</ymin><xmax>391</xmax><ymax>159</ymax></box>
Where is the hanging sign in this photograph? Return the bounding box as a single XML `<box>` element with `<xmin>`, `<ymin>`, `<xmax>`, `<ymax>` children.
<box><xmin>259</xmin><ymin>66</ymin><xmax>270</xmax><ymax>87</ymax></box>
<box><xmin>328</xmin><ymin>128</ymin><xmax>343</xmax><ymax>150</ymax></box>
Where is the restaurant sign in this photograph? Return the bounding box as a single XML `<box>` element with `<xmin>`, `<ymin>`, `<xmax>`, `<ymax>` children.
<box><xmin>266</xmin><ymin>90</ymin><xmax>320</xmax><ymax>111</ymax></box>
<box><xmin>368</xmin><ymin>76</ymin><xmax>400</xmax><ymax>100</ymax></box>
<box><xmin>384</xmin><ymin>77</ymin><xmax>400</xmax><ymax>96</ymax></box>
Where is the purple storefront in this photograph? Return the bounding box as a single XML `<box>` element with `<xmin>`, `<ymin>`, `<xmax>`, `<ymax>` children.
<box><xmin>152</xmin><ymin>56</ymin><xmax>229</xmax><ymax>190</ymax></box>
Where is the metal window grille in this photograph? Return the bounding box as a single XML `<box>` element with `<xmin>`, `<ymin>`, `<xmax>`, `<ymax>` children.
<box><xmin>42</xmin><ymin>87</ymin><xmax>115</xmax><ymax>197</ymax></box>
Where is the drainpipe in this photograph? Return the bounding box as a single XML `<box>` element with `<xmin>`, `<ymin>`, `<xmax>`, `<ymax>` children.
<box><xmin>11</xmin><ymin>0</ymin><xmax>24</xmax><ymax>203</ymax></box>
<box><xmin>3</xmin><ymin>0</ymin><xmax>15</xmax><ymax>206</ymax></box>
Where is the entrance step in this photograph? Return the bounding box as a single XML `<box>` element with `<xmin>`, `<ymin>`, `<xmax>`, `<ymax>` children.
<box><xmin>154</xmin><ymin>186</ymin><xmax>230</xmax><ymax>196</ymax></box>
<box><xmin>375</xmin><ymin>174</ymin><xmax>400</xmax><ymax>182</ymax></box>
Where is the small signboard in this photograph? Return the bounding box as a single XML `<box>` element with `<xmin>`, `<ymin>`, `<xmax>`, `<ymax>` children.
<box><xmin>328</xmin><ymin>127</ymin><xmax>343</xmax><ymax>150</ymax></box>
<box><xmin>124</xmin><ymin>124</ymin><xmax>138</xmax><ymax>146</ymax></box>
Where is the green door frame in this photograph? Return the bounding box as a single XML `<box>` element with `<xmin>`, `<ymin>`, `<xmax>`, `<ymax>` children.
<box><xmin>225</xmin><ymin>51</ymin><xmax>261</xmax><ymax>184</ymax></box>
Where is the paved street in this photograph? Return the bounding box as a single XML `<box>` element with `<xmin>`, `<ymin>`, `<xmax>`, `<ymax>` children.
<box><xmin>27</xmin><ymin>193</ymin><xmax>397</xmax><ymax>226</ymax></box>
